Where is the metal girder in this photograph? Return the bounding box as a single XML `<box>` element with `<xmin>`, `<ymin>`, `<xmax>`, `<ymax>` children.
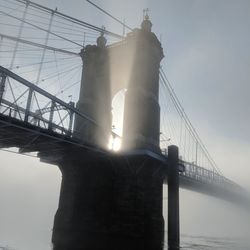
<box><xmin>0</xmin><ymin>73</ymin><xmax>6</xmax><ymax>101</ymax></box>
<box><xmin>1</xmin><ymin>99</ymin><xmax>70</xmax><ymax>134</ymax></box>
<box><xmin>0</xmin><ymin>67</ymin><xmax>120</xmax><ymax>138</ymax></box>
<box><xmin>0</xmin><ymin>115</ymin><xmax>107</xmax><ymax>154</ymax></box>
<box><xmin>0</xmin><ymin>66</ymin><xmax>97</xmax><ymax>126</ymax></box>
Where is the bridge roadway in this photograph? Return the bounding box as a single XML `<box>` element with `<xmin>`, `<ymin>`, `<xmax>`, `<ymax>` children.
<box><xmin>0</xmin><ymin>66</ymin><xmax>249</xmax><ymax>207</ymax></box>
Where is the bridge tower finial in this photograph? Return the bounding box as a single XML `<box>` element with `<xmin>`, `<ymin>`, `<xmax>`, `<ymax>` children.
<box><xmin>143</xmin><ymin>8</ymin><xmax>149</xmax><ymax>19</ymax></box>
<box><xmin>96</xmin><ymin>26</ymin><xmax>107</xmax><ymax>48</ymax></box>
<box><xmin>141</xmin><ymin>8</ymin><xmax>152</xmax><ymax>32</ymax></box>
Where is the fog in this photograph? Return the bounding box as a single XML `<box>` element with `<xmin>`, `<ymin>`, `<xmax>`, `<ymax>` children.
<box><xmin>0</xmin><ymin>0</ymin><xmax>250</xmax><ymax>249</ymax></box>
<box><xmin>1</xmin><ymin>152</ymin><xmax>250</xmax><ymax>250</ymax></box>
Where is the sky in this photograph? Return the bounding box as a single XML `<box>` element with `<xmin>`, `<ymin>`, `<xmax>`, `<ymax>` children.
<box><xmin>0</xmin><ymin>0</ymin><xmax>250</xmax><ymax>249</ymax></box>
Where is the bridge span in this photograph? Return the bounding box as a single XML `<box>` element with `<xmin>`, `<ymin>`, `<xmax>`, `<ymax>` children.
<box><xmin>0</xmin><ymin>66</ymin><xmax>247</xmax><ymax>206</ymax></box>
<box><xmin>0</xmin><ymin>2</ymin><xmax>249</xmax><ymax>249</ymax></box>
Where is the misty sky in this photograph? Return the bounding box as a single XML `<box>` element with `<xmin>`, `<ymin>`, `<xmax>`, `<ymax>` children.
<box><xmin>0</xmin><ymin>0</ymin><xmax>250</xmax><ymax>249</ymax></box>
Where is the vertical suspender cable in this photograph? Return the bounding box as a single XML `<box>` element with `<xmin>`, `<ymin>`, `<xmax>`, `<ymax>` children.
<box><xmin>9</xmin><ymin>1</ymin><xmax>29</xmax><ymax>70</ymax></box>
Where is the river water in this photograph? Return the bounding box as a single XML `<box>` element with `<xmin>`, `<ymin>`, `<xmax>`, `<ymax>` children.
<box><xmin>2</xmin><ymin>235</ymin><xmax>250</xmax><ymax>250</ymax></box>
<box><xmin>163</xmin><ymin>234</ymin><xmax>250</xmax><ymax>250</ymax></box>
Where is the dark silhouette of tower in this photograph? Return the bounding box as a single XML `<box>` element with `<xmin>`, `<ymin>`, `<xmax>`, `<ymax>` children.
<box><xmin>52</xmin><ymin>16</ymin><xmax>167</xmax><ymax>250</ymax></box>
<box><xmin>74</xmin><ymin>32</ymin><xmax>111</xmax><ymax>148</ymax></box>
<box><xmin>122</xmin><ymin>14</ymin><xmax>164</xmax><ymax>152</ymax></box>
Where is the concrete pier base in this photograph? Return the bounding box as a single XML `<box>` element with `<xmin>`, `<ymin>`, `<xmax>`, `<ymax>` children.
<box><xmin>52</xmin><ymin>149</ymin><xmax>166</xmax><ymax>250</ymax></box>
<box><xmin>167</xmin><ymin>145</ymin><xmax>180</xmax><ymax>250</ymax></box>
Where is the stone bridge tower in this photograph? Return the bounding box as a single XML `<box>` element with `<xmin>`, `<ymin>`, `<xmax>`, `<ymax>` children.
<box><xmin>74</xmin><ymin>32</ymin><xmax>111</xmax><ymax>148</ymax></box>
<box><xmin>122</xmin><ymin>15</ymin><xmax>164</xmax><ymax>152</ymax></box>
<box><xmin>74</xmin><ymin>15</ymin><xmax>163</xmax><ymax>152</ymax></box>
<box><xmin>52</xmin><ymin>16</ymin><xmax>167</xmax><ymax>250</ymax></box>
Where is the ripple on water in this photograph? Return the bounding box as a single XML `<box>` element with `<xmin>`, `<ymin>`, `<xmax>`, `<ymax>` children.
<box><xmin>164</xmin><ymin>234</ymin><xmax>250</xmax><ymax>250</ymax></box>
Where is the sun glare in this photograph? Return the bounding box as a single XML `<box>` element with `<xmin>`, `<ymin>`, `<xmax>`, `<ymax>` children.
<box><xmin>108</xmin><ymin>135</ymin><xmax>122</xmax><ymax>151</ymax></box>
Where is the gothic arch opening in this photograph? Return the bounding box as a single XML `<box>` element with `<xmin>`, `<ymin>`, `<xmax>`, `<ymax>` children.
<box><xmin>108</xmin><ymin>88</ymin><xmax>126</xmax><ymax>151</ymax></box>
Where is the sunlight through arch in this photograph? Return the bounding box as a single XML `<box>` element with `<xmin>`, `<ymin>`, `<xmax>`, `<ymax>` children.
<box><xmin>108</xmin><ymin>88</ymin><xmax>126</xmax><ymax>151</ymax></box>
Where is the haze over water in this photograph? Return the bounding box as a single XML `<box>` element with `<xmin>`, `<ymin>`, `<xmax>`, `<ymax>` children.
<box><xmin>177</xmin><ymin>235</ymin><xmax>250</xmax><ymax>250</ymax></box>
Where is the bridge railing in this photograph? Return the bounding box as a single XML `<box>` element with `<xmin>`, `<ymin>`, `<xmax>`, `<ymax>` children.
<box><xmin>161</xmin><ymin>149</ymin><xmax>240</xmax><ymax>191</ymax></box>
<box><xmin>180</xmin><ymin>160</ymin><xmax>242</xmax><ymax>191</ymax></box>
<box><xmin>0</xmin><ymin>66</ymin><xmax>99</xmax><ymax>139</ymax></box>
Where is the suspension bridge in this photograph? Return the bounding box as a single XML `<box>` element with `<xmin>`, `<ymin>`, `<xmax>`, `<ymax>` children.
<box><xmin>0</xmin><ymin>1</ymin><xmax>249</xmax><ymax>250</ymax></box>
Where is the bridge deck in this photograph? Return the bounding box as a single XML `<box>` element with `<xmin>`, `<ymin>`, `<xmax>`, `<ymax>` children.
<box><xmin>0</xmin><ymin>112</ymin><xmax>248</xmax><ymax>207</ymax></box>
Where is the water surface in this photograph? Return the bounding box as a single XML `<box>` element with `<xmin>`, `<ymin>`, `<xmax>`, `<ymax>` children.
<box><xmin>168</xmin><ymin>234</ymin><xmax>250</xmax><ymax>250</ymax></box>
